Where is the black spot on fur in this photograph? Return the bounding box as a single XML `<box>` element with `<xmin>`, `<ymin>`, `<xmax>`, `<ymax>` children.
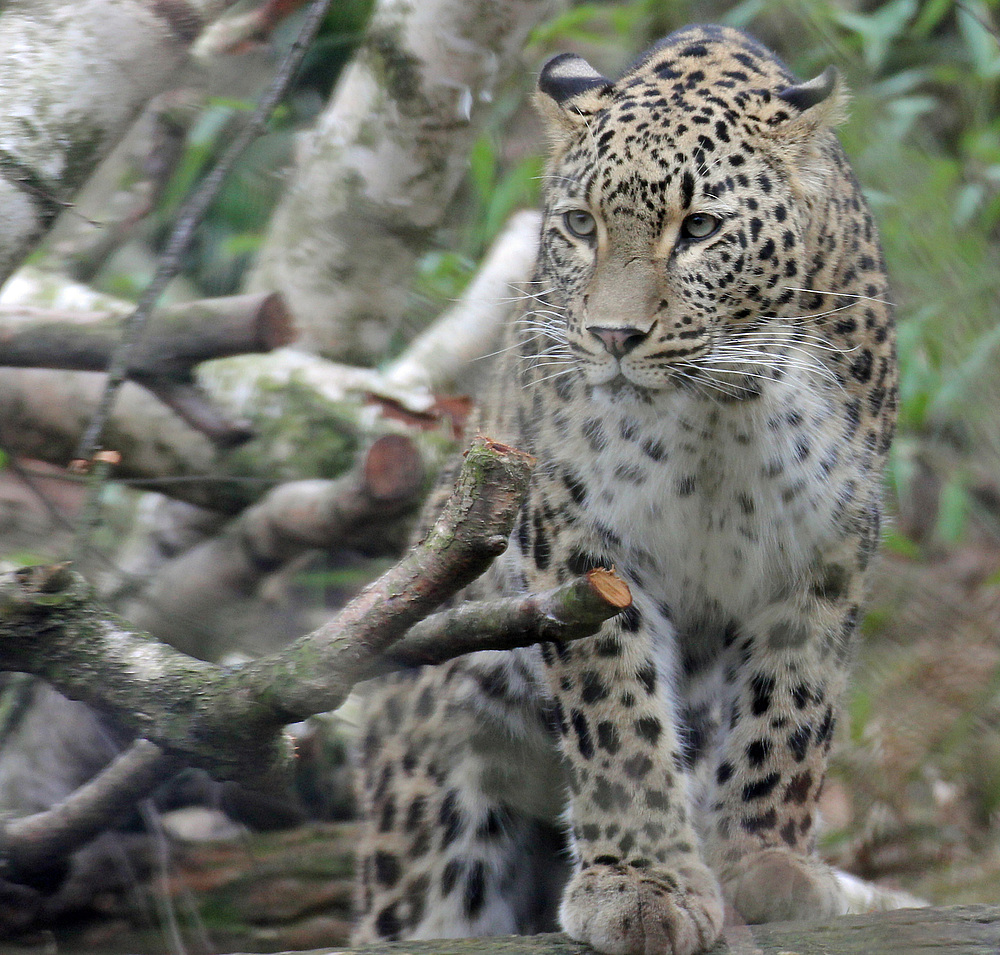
<box><xmin>375</xmin><ymin>902</ymin><xmax>402</xmax><ymax>939</ymax></box>
<box><xmin>463</xmin><ymin>861</ymin><xmax>487</xmax><ymax>919</ymax></box>
<box><xmin>621</xmin><ymin>605</ymin><xmax>642</xmax><ymax>632</ymax></box>
<box><xmin>441</xmin><ymin>859</ymin><xmax>464</xmax><ymax>896</ymax></box>
<box><xmin>567</xmin><ymin>548</ymin><xmax>601</xmax><ymax>575</ymax></box>
<box><xmin>581</xmin><ymin>669</ymin><xmax>610</xmax><ymax>704</ymax></box>
<box><xmin>788</xmin><ymin>725</ymin><xmax>812</xmax><ymax>761</ymax></box>
<box><xmin>741</xmin><ymin>808</ymin><xmax>777</xmax><ymax>834</ymax></box>
<box><xmin>374</xmin><ymin>851</ymin><xmax>401</xmax><ymax>887</ymax></box>
<box><xmin>572</xmin><ymin>709</ymin><xmax>595</xmax><ymax>759</ymax></box>
<box><xmin>634</xmin><ymin>715</ymin><xmax>662</xmax><ymax>745</ymax></box>
<box><xmin>439</xmin><ymin>789</ymin><xmax>464</xmax><ymax>847</ymax></box>
<box><xmin>597</xmin><ymin>720</ymin><xmax>621</xmax><ymax>754</ymax></box>
<box><xmin>476</xmin><ymin>807</ymin><xmax>506</xmax><ymax>839</ymax></box>
<box><xmin>784</xmin><ymin>770</ymin><xmax>813</xmax><ymax>805</ymax></box>
<box><xmin>746</xmin><ymin>738</ymin><xmax>771</xmax><ymax>767</ymax></box>
<box><xmin>532</xmin><ymin>510</ymin><xmax>551</xmax><ymax>570</ymax></box>
<box><xmin>750</xmin><ymin>673</ymin><xmax>775</xmax><ymax>716</ymax></box>
<box><xmin>637</xmin><ymin>661</ymin><xmax>657</xmax><ymax>694</ymax></box>
<box><xmin>405</xmin><ymin>795</ymin><xmax>427</xmax><ymax>831</ymax></box>
<box><xmin>742</xmin><ymin>772</ymin><xmax>780</xmax><ymax>801</ymax></box>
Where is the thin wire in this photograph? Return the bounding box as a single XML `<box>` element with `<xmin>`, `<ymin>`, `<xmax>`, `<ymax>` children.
<box><xmin>71</xmin><ymin>0</ymin><xmax>335</xmax><ymax>558</ymax></box>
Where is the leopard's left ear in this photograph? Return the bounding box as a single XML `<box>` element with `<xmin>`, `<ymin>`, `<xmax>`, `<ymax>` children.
<box><xmin>775</xmin><ymin>66</ymin><xmax>849</xmax><ymax>134</ymax></box>
<box><xmin>767</xmin><ymin>67</ymin><xmax>849</xmax><ymax>194</ymax></box>
<box><xmin>535</xmin><ymin>53</ymin><xmax>612</xmax><ymax>137</ymax></box>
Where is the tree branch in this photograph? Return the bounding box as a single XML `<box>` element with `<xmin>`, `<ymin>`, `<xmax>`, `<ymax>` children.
<box><xmin>0</xmin><ymin>293</ymin><xmax>294</xmax><ymax>378</ymax></box>
<box><xmin>0</xmin><ymin>740</ymin><xmax>179</xmax><ymax>885</ymax></box>
<box><xmin>0</xmin><ymin>350</ymin><xmax>446</xmax><ymax>514</ymax></box>
<box><xmin>0</xmin><ymin>293</ymin><xmax>295</xmax><ymax>447</ymax></box>
<box><xmin>368</xmin><ymin>569</ymin><xmax>631</xmax><ymax>676</ymax></box>
<box><xmin>0</xmin><ymin>438</ymin><xmax>533</xmax><ymax>787</ymax></box>
<box><xmin>0</xmin><ymin>440</ymin><xmax>641</xmax><ymax>892</ymax></box>
<box><xmin>0</xmin><ymin>571</ymin><xmax>631</xmax><ymax>888</ymax></box>
<box><xmin>121</xmin><ymin>434</ymin><xmax>428</xmax><ymax>657</ymax></box>
<box><xmin>70</xmin><ymin>0</ymin><xmax>336</xmax><ymax>544</ymax></box>
<box><xmin>383</xmin><ymin>210</ymin><xmax>541</xmax><ymax>392</ymax></box>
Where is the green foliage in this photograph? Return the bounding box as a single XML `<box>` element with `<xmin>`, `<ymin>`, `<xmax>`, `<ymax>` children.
<box><xmin>466</xmin><ymin>136</ymin><xmax>544</xmax><ymax>257</ymax></box>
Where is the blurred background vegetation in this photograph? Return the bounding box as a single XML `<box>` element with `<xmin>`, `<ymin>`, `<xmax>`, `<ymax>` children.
<box><xmin>6</xmin><ymin>0</ymin><xmax>1000</xmax><ymax>942</ymax></box>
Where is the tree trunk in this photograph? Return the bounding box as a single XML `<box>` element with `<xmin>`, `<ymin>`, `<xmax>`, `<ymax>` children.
<box><xmin>247</xmin><ymin>0</ymin><xmax>561</xmax><ymax>361</ymax></box>
<box><xmin>0</xmin><ymin>0</ymin><xmax>239</xmax><ymax>283</ymax></box>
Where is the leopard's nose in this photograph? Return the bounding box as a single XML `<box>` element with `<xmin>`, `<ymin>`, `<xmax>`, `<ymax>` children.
<box><xmin>588</xmin><ymin>325</ymin><xmax>650</xmax><ymax>358</ymax></box>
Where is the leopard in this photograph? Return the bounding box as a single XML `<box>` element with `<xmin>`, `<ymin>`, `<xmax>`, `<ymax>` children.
<box><xmin>353</xmin><ymin>24</ymin><xmax>899</xmax><ymax>955</ymax></box>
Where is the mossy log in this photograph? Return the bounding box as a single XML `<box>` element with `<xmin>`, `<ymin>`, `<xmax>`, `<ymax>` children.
<box><xmin>333</xmin><ymin>905</ymin><xmax>999</xmax><ymax>955</ymax></box>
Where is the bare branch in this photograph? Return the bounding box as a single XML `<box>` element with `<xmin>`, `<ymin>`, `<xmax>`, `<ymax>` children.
<box><xmin>123</xmin><ymin>434</ymin><xmax>428</xmax><ymax>655</ymax></box>
<box><xmin>0</xmin><ymin>741</ymin><xmax>179</xmax><ymax>884</ymax></box>
<box><xmin>0</xmin><ymin>353</ymin><xmax>445</xmax><ymax>513</ymax></box>
<box><xmin>366</xmin><ymin>569</ymin><xmax>631</xmax><ymax>676</ymax></box>
<box><xmin>71</xmin><ymin>0</ymin><xmax>335</xmax><ymax>491</ymax></box>
<box><xmin>0</xmin><ymin>438</ymin><xmax>533</xmax><ymax>787</ymax></box>
<box><xmin>140</xmin><ymin>378</ymin><xmax>255</xmax><ymax>447</ymax></box>
<box><xmin>0</xmin><ymin>293</ymin><xmax>294</xmax><ymax>446</ymax></box>
<box><xmin>0</xmin><ymin>293</ymin><xmax>294</xmax><ymax>378</ymax></box>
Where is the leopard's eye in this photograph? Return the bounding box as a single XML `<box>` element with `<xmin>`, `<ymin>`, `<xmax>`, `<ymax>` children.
<box><xmin>680</xmin><ymin>213</ymin><xmax>722</xmax><ymax>240</ymax></box>
<box><xmin>563</xmin><ymin>209</ymin><xmax>597</xmax><ymax>240</ymax></box>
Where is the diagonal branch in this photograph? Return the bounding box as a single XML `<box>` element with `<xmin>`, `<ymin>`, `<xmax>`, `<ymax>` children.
<box><xmin>0</xmin><ymin>740</ymin><xmax>179</xmax><ymax>885</ymax></box>
<box><xmin>0</xmin><ymin>438</ymin><xmax>534</xmax><ymax>788</ymax></box>
<box><xmin>0</xmin><ymin>567</ymin><xmax>631</xmax><ymax>885</ymax></box>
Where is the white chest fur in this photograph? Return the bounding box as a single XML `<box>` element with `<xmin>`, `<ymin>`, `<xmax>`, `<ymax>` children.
<box><xmin>542</xmin><ymin>377</ymin><xmax>850</xmax><ymax>625</ymax></box>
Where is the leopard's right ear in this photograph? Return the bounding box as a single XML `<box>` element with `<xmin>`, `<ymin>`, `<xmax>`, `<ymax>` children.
<box><xmin>535</xmin><ymin>53</ymin><xmax>612</xmax><ymax>135</ymax></box>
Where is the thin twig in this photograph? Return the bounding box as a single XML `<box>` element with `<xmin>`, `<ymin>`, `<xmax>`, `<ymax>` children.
<box><xmin>71</xmin><ymin>0</ymin><xmax>335</xmax><ymax>555</ymax></box>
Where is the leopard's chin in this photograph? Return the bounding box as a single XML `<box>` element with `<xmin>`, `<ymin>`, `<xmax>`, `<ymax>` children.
<box><xmin>587</xmin><ymin>374</ymin><xmax>657</xmax><ymax>403</ymax></box>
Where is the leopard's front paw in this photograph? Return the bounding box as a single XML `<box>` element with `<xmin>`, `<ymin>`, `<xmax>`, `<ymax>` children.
<box><xmin>560</xmin><ymin>860</ymin><xmax>723</xmax><ymax>955</ymax></box>
<box><xmin>721</xmin><ymin>847</ymin><xmax>848</xmax><ymax>924</ymax></box>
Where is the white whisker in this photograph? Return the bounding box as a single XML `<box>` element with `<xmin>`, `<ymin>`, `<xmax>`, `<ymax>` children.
<box><xmin>782</xmin><ymin>285</ymin><xmax>895</xmax><ymax>307</ymax></box>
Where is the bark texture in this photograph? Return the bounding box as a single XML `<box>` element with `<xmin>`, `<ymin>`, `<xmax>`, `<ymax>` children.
<box><xmin>0</xmin><ymin>0</ymin><xmax>238</xmax><ymax>283</ymax></box>
<box><xmin>248</xmin><ymin>0</ymin><xmax>561</xmax><ymax>360</ymax></box>
<box><xmin>119</xmin><ymin>434</ymin><xmax>427</xmax><ymax>657</ymax></box>
<box><xmin>0</xmin><ymin>349</ymin><xmax>450</xmax><ymax>513</ymax></box>
<box><xmin>0</xmin><ymin>293</ymin><xmax>293</xmax><ymax>377</ymax></box>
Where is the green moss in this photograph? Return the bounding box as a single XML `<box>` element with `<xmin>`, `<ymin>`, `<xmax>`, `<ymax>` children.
<box><xmin>363</xmin><ymin>24</ymin><xmax>426</xmax><ymax>113</ymax></box>
<box><xmin>58</xmin><ymin>122</ymin><xmax>106</xmax><ymax>189</ymax></box>
<box><xmin>221</xmin><ymin>379</ymin><xmax>361</xmax><ymax>489</ymax></box>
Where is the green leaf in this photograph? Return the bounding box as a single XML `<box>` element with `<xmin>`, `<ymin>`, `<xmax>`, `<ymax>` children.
<box><xmin>958</xmin><ymin>1</ymin><xmax>1000</xmax><ymax>79</ymax></box>
<box><xmin>912</xmin><ymin>0</ymin><xmax>956</xmax><ymax>37</ymax></box>
<box><xmin>882</xmin><ymin>528</ymin><xmax>922</xmax><ymax>559</ymax></box>
<box><xmin>936</xmin><ymin>478</ymin><xmax>971</xmax><ymax>543</ymax></box>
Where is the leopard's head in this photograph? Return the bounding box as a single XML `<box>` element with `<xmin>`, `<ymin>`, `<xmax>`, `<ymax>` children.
<box><xmin>532</xmin><ymin>25</ymin><xmax>855</xmax><ymax>397</ymax></box>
